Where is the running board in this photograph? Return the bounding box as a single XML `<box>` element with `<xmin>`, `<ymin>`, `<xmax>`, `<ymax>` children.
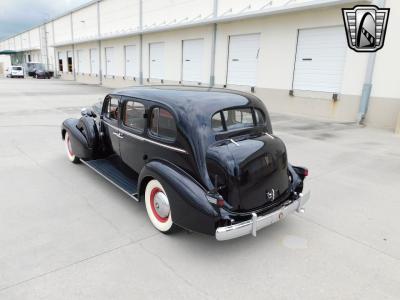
<box><xmin>80</xmin><ymin>156</ymin><xmax>139</xmax><ymax>201</ymax></box>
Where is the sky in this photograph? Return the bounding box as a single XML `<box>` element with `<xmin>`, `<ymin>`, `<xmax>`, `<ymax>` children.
<box><xmin>0</xmin><ymin>0</ymin><xmax>91</xmax><ymax>40</ymax></box>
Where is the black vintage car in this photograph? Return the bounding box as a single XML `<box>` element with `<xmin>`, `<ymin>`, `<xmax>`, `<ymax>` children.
<box><xmin>61</xmin><ymin>86</ymin><xmax>310</xmax><ymax>240</ymax></box>
<box><xmin>24</xmin><ymin>62</ymin><xmax>53</xmax><ymax>79</ymax></box>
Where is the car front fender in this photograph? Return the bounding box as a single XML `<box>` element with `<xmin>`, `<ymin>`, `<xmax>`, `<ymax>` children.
<box><xmin>61</xmin><ymin>118</ymin><xmax>93</xmax><ymax>159</ymax></box>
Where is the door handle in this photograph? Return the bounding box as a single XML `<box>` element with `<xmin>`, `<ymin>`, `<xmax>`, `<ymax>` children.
<box><xmin>112</xmin><ymin>131</ymin><xmax>123</xmax><ymax>139</ymax></box>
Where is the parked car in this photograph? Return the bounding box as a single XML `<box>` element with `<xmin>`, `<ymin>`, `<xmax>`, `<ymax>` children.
<box><xmin>24</xmin><ymin>62</ymin><xmax>53</xmax><ymax>78</ymax></box>
<box><xmin>6</xmin><ymin>66</ymin><xmax>24</xmax><ymax>78</ymax></box>
<box><xmin>33</xmin><ymin>69</ymin><xmax>52</xmax><ymax>79</ymax></box>
<box><xmin>61</xmin><ymin>86</ymin><xmax>310</xmax><ymax>240</ymax></box>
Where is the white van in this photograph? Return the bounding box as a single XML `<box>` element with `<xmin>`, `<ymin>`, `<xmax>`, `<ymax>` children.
<box><xmin>6</xmin><ymin>66</ymin><xmax>25</xmax><ymax>78</ymax></box>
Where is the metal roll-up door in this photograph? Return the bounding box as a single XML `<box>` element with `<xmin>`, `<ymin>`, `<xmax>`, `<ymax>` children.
<box><xmin>182</xmin><ymin>39</ymin><xmax>203</xmax><ymax>83</ymax></box>
<box><xmin>227</xmin><ymin>33</ymin><xmax>260</xmax><ymax>86</ymax></box>
<box><xmin>125</xmin><ymin>45</ymin><xmax>137</xmax><ymax>78</ymax></box>
<box><xmin>105</xmin><ymin>47</ymin><xmax>115</xmax><ymax>76</ymax></box>
<box><xmin>293</xmin><ymin>27</ymin><xmax>347</xmax><ymax>93</ymax></box>
<box><xmin>90</xmin><ymin>48</ymin><xmax>99</xmax><ymax>75</ymax></box>
<box><xmin>149</xmin><ymin>42</ymin><xmax>164</xmax><ymax>80</ymax></box>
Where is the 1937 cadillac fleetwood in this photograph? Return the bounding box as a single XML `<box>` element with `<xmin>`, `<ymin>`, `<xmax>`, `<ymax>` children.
<box><xmin>61</xmin><ymin>86</ymin><xmax>310</xmax><ymax>240</ymax></box>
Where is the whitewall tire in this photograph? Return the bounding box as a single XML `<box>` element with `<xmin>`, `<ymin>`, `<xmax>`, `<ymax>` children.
<box><xmin>65</xmin><ymin>131</ymin><xmax>80</xmax><ymax>163</ymax></box>
<box><xmin>145</xmin><ymin>179</ymin><xmax>175</xmax><ymax>233</ymax></box>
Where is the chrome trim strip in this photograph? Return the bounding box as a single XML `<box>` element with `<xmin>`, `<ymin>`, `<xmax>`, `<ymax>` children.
<box><xmin>80</xmin><ymin>159</ymin><xmax>139</xmax><ymax>202</ymax></box>
<box><xmin>103</xmin><ymin>121</ymin><xmax>119</xmax><ymax>132</ymax></box>
<box><xmin>215</xmin><ymin>191</ymin><xmax>311</xmax><ymax>241</ymax></box>
<box><xmin>102</xmin><ymin>121</ymin><xmax>187</xmax><ymax>154</ymax></box>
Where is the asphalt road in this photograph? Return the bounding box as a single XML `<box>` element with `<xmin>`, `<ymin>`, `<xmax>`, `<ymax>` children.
<box><xmin>0</xmin><ymin>78</ymin><xmax>399</xmax><ymax>299</ymax></box>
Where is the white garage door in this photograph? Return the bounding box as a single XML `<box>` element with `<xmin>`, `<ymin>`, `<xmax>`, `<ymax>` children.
<box><xmin>90</xmin><ymin>48</ymin><xmax>99</xmax><ymax>75</ymax></box>
<box><xmin>125</xmin><ymin>45</ymin><xmax>137</xmax><ymax>78</ymax></box>
<box><xmin>105</xmin><ymin>47</ymin><xmax>115</xmax><ymax>76</ymax></box>
<box><xmin>77</xmin><ymin>50</ymin><xmax>90</xmax><ymax>74</ymax></box>
<box><xmin>149</xmin><ymin>42</ymin><xmax>164</xmax><ymax>79</ymax></box>
<box><xmin>182</xmin><ymin>39</ymin><xmax>203</xmax><ymax>83</ymax></box>
<box><xmin>293</xmin><ymin>27</ymin><xmax>347</xmax><ymax>93</ymax></box>
<box><xmin>227</xmin><ymin>33</ymin><xmax>260</xmax><ymax>86</ymax></box>
<box><xmin>76</xmin><ymin>50</ymin><xmax>83</xmax><ymax>73</ymax></box>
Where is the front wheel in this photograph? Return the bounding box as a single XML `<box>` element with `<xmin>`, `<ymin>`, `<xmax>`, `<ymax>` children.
<box><xmin>65</xmin><ymin>131</ymin><xmax>80</xmax><ymax>163</ymax></box>
<box><xmin>145</xmin><ymin>179</ymin><xmax>177</xmax><ymax>233</ymax></box>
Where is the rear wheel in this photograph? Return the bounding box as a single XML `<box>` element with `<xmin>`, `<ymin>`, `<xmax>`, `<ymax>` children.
<box><xmin>65</xmin><ymin>131</ymin><xmax>80</xmax><ymax>163</ymax></box>
<box><xmin>145</xmin><ymin>179</ymin><xmax>177</xmax><ymax>233</ymax></box>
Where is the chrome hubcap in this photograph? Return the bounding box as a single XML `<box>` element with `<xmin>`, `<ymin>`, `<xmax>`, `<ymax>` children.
<box><xmin>153</xmin><ymin>191</ymin><xmax>170</xmax><ymax>218</ymax></box>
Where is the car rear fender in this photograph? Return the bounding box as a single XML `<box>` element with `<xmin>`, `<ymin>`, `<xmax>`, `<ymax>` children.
<box><xmin>138</xmin><ymin>160</ymin><xmax>220</xmax><ymax>235</ymax></box>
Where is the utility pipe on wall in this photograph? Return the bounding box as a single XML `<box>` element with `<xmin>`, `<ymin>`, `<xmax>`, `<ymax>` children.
<box><xmin>97</xmin><ymin>1</ymin><xmax>102</xmax><ymax>84</ymax></box>
<box><xmin>357</xmin><ymin>0</ymin><xmax>385</xmax><ymax>125</ymax></box>
<box><xmin>209</xmin><ymin>0</ymin><xmax>218</xmax><ymax>86</ymax></box>
<box><xmin>52</xmin><ymin>22</ymin><xmax>57</xmax><ymax>77</ymax></box>
<box><xmin>139</xmin><ymin>0</ymin><xmax>143</xmax><ymax>85</ymax></box>
<box><xmin>70</xmin><ymin>13</ymin><xmax>76</xmax><ymax>81</ymax></box>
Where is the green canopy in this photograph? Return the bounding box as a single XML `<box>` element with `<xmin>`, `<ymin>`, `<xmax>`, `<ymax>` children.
<box><xmin>0</xmin><ymin>50</ymin><xmax>17</xmax><ymax>55</ymax></box>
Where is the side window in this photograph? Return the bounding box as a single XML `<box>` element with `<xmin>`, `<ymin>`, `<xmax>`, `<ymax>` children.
<box><xmin>123</xmin><ymin>101</ymin><xmax>145</xmax><ymax>132</ymax></box>
<box><xmin>150</xmin><ymin>107</ymin><xmax>177</xmax><ymax>140</ymax></box>
<box><xmin>106</xmin><ymin>97</ymin><xmax>119</xmax><ymax>120</ymax></box>
<box><xmin>211</xmin><ymin>112</ymin><xmax>224</xmax><ymax>132</ymax></box>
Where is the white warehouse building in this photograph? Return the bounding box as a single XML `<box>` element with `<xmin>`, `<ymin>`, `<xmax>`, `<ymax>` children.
<box><xmin>0</xmin><ymin>0</ymin><xmax>399</xmax><ymax>130</ymax></box>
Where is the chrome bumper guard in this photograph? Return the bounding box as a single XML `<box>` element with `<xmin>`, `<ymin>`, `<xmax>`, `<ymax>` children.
<box><xmin>215</xmin><ymin>191</ymin><xmax>311</xmax><ymax>241</ymax></box>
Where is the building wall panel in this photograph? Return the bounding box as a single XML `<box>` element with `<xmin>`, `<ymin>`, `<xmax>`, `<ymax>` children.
<box><xmin>72</xmin><ymin>4</ymin><xmax>98</xmax><ymax>41</ymax></box>
<box><xmin>54</xmin><ymin>15</ymin><xmax>72</xmax><ymax>44</ymax></box>
<box><xmin>29</xmin><ymin>28</ymin><xmax>41</xmax><ymax>49</ymax></box>
<box><xmin>15</xmin><ymin>36</ymin><xmax>22</xmax><ymax>51</ymax></box>
<box><xmin>99</xmin><ymin>0</ymin><xmax>139</xmax><ymax>36</ymax></box>
<box><xmin>142</xmin><ymin>0</ymin><xmax>213</xmax><ymax>28</ymax></box>
<box><xmin>371</xmin><ymin>0</ymin><xmax>400</xmax><ymax>99</ymax></box>
<box><xmin>21</xmin><ymin>32</ymin><xmax>29</xmax><ymax>50</ymax></box>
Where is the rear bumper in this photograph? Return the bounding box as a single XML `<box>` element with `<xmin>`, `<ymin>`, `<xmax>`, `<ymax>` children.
<box><xmin>215</xmin><ymin>191</ymin><xmax>310</xmax><ymax>241</ymax></box>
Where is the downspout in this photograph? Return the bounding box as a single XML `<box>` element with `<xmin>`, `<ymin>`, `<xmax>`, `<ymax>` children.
<box><xmin>70</xmin><ymin>13</ymin><xmax>76</xmax><ymax>81</ymax></box>
<box><xmin>43</xmin><ymin>25</ymin><xmax>50</xmax><ymax>71</ymax></box>
<box><xmin>357</xmin><ymin>52</ymin><xmax>376</xmax><ymax>124</ymax></box>
<box><xmin>52</xmin><ymin>21</ymin><xmax>57</xmax><ymax>77</ymax></box>
<box><xmin>357</xmin><ymin>0</ymin><xmax>385</xmax><ymax>125</ymax></box>
<box><xmin>97</xmin><ymin>1</ymin><xmax>102</xmax><ymax>85</ymax></box>
<box><xmin>209</xmin><ymin>0</ymin><xmax>218</xmax><ymax>86</ymax></box>
<box><xmin>139</xmin><ymin>0</ymin><xmax>143</xmax><ymax>85</ymax></box>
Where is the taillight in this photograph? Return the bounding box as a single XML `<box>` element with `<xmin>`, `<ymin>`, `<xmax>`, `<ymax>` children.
<box><xmin>303</xmin><ymin>168</ymin><xmax>309</xmax><ymax>177</ymax></box>
<box><xmin>207</xmin><ymin>194</ymin><xmax>225</xmax><ymax>208</ymax></box>
<box><xmin>216</xmin><ymin>196</ymin><xmax>225</xmax><ymax>207</ymax></box>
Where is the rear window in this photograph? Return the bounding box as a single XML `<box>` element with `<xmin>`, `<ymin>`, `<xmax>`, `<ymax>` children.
<box><xmin>12</xmin><ymin>67</ymin><xmax>22</xmax><ymax>71</ymax></box>
<box><xmin>212</xmin><ymin>108</ymin><xmax>265</xmax><ymax>132</ymax></box>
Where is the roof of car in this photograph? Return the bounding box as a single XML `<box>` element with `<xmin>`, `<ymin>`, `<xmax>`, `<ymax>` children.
<box><xmin>112</xmin><ymin>85</ymin><xmax>265</xmax><ymax>117</ymax></box>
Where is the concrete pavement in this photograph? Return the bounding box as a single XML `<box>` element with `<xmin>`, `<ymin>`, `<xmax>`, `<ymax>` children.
<box><xmin>0</xmin><ymin>78</ymin><xmax>399</xmax><ymax>299</ymax></box>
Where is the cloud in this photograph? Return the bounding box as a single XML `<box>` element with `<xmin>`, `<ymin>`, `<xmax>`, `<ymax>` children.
<box><xmin>0</xmin><ymin>0</ymin><xmax>91</xmax><ymax>40</ymax></box>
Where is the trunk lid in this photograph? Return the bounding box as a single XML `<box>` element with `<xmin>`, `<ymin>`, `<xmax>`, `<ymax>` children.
<box><xmin>207</xmin><ymin>133</ymin><xmax>290</xmax><ymax>211</ymax></box>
